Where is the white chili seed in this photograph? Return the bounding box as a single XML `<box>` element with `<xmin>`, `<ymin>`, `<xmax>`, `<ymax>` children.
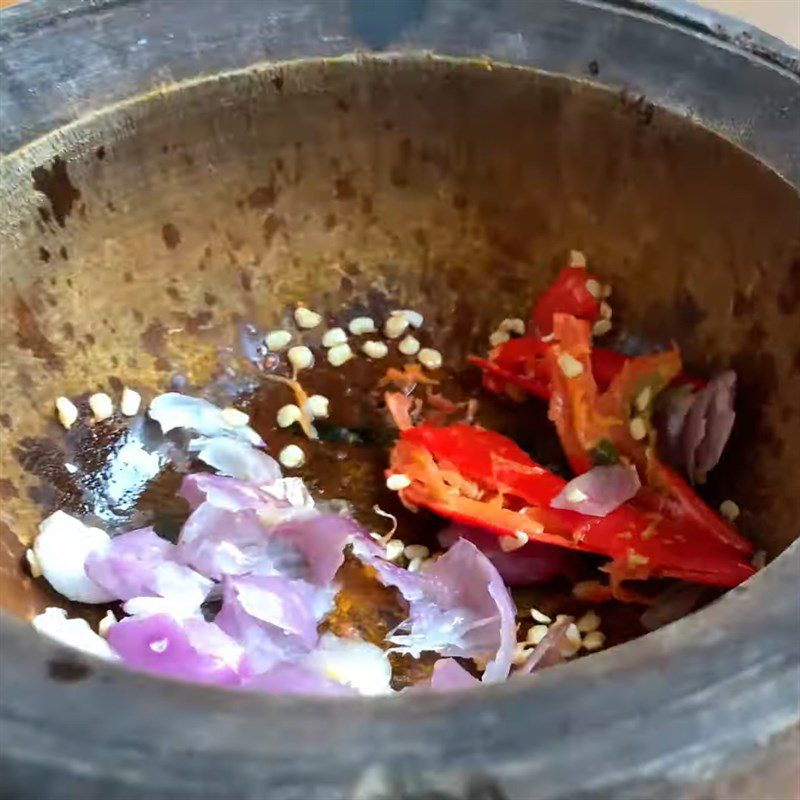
<box><xmin>489</xmin><ymin>330</ymin><xmax>510</xmax><ymax>347</ymax></box>
<box><xmin>98</xmin><ymin>610</ymin><xmax>117</xmax><ymax>638</ymax></box>
<box><xmin>499</xmin><ymin>531</ymin><xmax>528</xmax><ymax>552</ymax></box>
<box><xmin>55</xmin><ymin>396</ymin><xmax>79</xmax><ymax>430</ymax></box>
<box><xmin>386</xmin><ymin>473</ymin><xmax>412</xmax><ymax>491</ymax></box>
<box><xmin>120</xmin><ymin>387</ymin><xmax>142</xmax><ymax>417</ymax></box>
<box><xmin>719</xmin><ymin>499</ymin><xmax>740</xmax><ymax>522</ymax></box>
<box><xmin>585</xmin><ymin>278</ymin><xmax>602</xmax><ymax>299</ymax></box>
<box><xmin>404</xmin><ymin>544</ymin><xmax>430</xmax><ymax>560</ymax></box>
<box><xmin>526</xmin><ymin>624</ymin><xmax>550</xmax><ymax>645</ymax></box>
<box><xmin>327</xmin><ymin>342</ymin><xmax>354</xmax><ymax>367</ymax></box>
<box><xmin>499</xmin><ymin>317</ymin><xmax>526</xmax><ymax>336</ymax></box>
<box><xmin>385</xmin><ymin>539</ymin><xmax>405</xmax><ymax>561</ymax></box>
<box><xmin>221</xmin><ymin>407</ymin><xmax>249</xmax><ymax>427</ymax></box>
<box><xmin>89</xmin><ymin>393</ymin><xmax>114</xmax><ymax>423</ymax></box>
<box><xmin>321</xmin><ymin>327</ymin><xmax>348</xmax><ymax>348</ymax></box>
<box><xmin>407</xmin><ymin>556</ymin><xmax>424</xmax><ymax>573</ymax></box>
<box><xmin>569</xmin><ymin>250</ymin><xmax>587</xmax><ymax>268</ymax></box>
<box><xmin>25</xmin><ymin>548</ymin><xmax>42</xmax><ymax>578</ymax></box>
<box><xmin>398</xmin><ymin>335</ymin><xmax>420</xmax><ymax>356</ymax></box>
<box><xmin>287</xmin><ymin>345</ymin><xmax>314</xmax><ymax>371</ymax></box>
<box><xmin>600</xmin><ymin>301</ymin><xmax>613</xmax><ymax>320</ymax></box>
<box><xmin>512</xmin><ymin>644</ymin><xmax>533</xmax><ymax>666</ymax></box>
<box><xmin>576</xmin><ymin>609</ymin><xmax>601</xmax><ymax>633</ymax></box>
<box><xmin>348</xmin><ymin>316</ymin><xmax>376</xmax><ymax>335</ymax></box>
<box><xmin>277</xmin><ymin>404</ymin><xmax>302</xmax><ymax>428</ymax></box>
<box><xmin>627</xmin><ymin>551</ymin><xmax>649</xmax><ymax>568</ymax></box>
<box><xmin>279</xmin><ymin>444</ymin><xmax>305</xmax><ymax>469</ymax></box>
<box><xmin>557</xmin><ymin>353</ymin><xmax>584</xmax><ymax>378</ymax></box>
<box><xmin>362</xmin><ymin>340</ymin><xmax>389</xmax><ymax>359</ymax></box>
<box><xmin>635</xmin><ymin>387</ymin><xmax>652</xmax><ymax>412</ymax></box>
<box><xmin>417</xmin><ymin>348</ymin><xmax>443</xmax><ymax>370</ymax></box>
<box><xmin>530</xmin><ymin>608</ymin><xmax>552</xmax><ymax>624</ymax></box>
<box><xmin>384</xmin><ymin>312</ymin><xmax>410</xmax><ymax>339</ymax></box>
<box><xmin>629</xmin><ymin>417</ymin><xmax>648</xmax><ymax>441</ymax></box>
<box><xmin>400</xmin><ymin>309</ymin><xmax>424</xmax><ymax>329</ymax></box>
<box><xmin>305</xmin><ymin>395</ymin><xmax>330</xmax><ymax>419</ymax></box>
<box><xmin>265</xmin><ymin>330</ymin><xmax>292</xmax><ymax>350</ymax></box>
<box><xmin>562</xmin><ymin>623</ymin><xmax>582</xmax><ymax>654</ymax></box>
<box><xmin>294</xmin><ymin>307</ymin><xmax>323</xmax><ymax>329</ymax></box>
<box><xmin>592</xmin><ymin>319</ymin><xmax>612</xmax><ymax>337</ymax></box>
<box><xmin>582</xmin><ymin>630</ymin><xmax>606</xmax><ymax>651</ymax></box>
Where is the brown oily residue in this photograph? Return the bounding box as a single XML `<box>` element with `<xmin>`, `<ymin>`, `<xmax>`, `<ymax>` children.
<box><xmin>31</xmin><ymin>156</ymin><xmax>81</xmax><ymax>227</ymax></box>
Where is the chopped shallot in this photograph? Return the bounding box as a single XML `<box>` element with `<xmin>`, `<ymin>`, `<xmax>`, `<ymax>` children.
<box><xmin>372</xmin><ymin>539</ymin><xmax>516</xmax><ymax>683</ymax></box>
<box><xmin>215</xmin><ymin>574</ymin><xmax>328</xmax><ymax>673</ymax></box>
<box><xmin>149</xmin><ymin>393</ymin><xmax>264</xmax><ymax>446</ymax></box>
<box><xmin>429</xmin><ymin>658</ymin><xmax>480</xmax><ymax>690</ymax></box>
<box><xmin>550</xmin><ymin>465</ymin><xmax>641</xmax><ymax>517</ymax></box>
<box><xmin>640</xmin><ymin>583</ymin><xmax>706</xmax><ymax>631</ymax></box>
<box><xmin>85</xmin><ymin>528</ymin><xmax>212</xmax><ymax>615</ymax></box>
<box><xmin>244</xmin><ymin>663</ymin><xmax>357</xmax><ymax>696</ymax></box>
<box><xmin>659</xmin><ymin>372</ymin><xmax>736</xmax><ymax>483</ymax></box>
<box><xmin>438</xmin><ymin>525</ymin><xmax>572</xmax><ymax>586</ymax></box>
<box><xmin>516</xmin><ymin>616</ymin><xmax>573</xmax><ymax>675</ymax></box>
<box><xmin>107</xmin><ymin>613</ymin><xmax>244</xmax><ymax>686</ymax></box>
<box><xmin>189</xmin><ymin>436</ymin><xmax>281</xmax><ymax>484</ymax></box>
<box><xmin>33</xmin><ymin>607</ymin><xmax>117</xmax><ymax>660</ymax></box>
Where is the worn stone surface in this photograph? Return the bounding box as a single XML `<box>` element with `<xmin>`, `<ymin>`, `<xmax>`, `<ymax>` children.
<box><xmin>1</xmin><ymin>1</ymin><xmax>798</xmax><ymax>799</ymax></box>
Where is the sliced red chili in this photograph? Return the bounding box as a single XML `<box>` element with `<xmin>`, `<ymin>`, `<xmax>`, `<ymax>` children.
<box><xmin>389</xmin><ymin>421</ymin><xmax>755</xmax><ymax>589</ymax></box>
<box><xmin>532</xmin><ymin>266</ymin><xmax>602</xmax><ymax>336</ymax></box>
<box><xmin>545</xmin><ymin>314</ymin><xmax>753</xmax><ymax>557</ymax></box>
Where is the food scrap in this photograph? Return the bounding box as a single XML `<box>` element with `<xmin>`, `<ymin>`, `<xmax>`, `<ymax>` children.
<box><xmin>30</xmin><ymin>254</ymin><xmax>757</xmax><ymax>696</ymax></box>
